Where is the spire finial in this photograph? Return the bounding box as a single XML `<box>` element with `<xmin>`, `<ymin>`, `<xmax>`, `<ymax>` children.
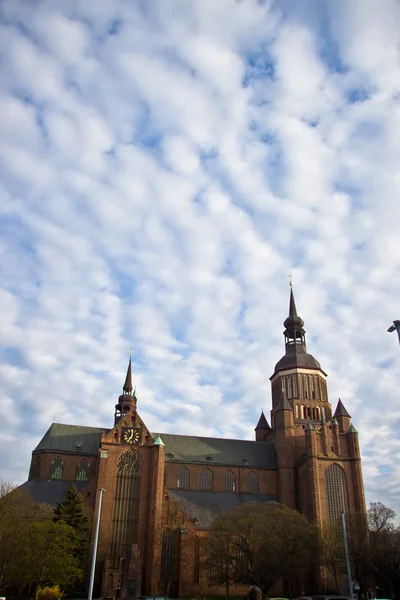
<box><xmin>288</xmin><ymin>273</ymin><xmax>292</xmax><ymax>287</ymax></box>
<box><xmin>130</xmin><ymin>347</ymin><xmax>132</xmax><ymax>357</ymax></box>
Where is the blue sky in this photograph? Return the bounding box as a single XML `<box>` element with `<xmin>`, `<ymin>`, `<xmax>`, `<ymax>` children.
<box><xmin>0</xmin><ymin>0</ymin><xmax>399</xmax><ymax>515</ymax></box>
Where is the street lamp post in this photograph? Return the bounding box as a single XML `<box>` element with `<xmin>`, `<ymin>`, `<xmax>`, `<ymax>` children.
<box><xmin>387</xmin><ymin>320</ymin><xmax>400</xmax><ymax>345</ymax></box>
<box><xmin>88</xmin><ymin>488</ymin><xmax>105</xmax><ymax>600</ymax></box>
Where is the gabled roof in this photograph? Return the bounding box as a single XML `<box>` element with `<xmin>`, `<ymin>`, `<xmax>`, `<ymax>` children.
<box><xmin>20</xmin><ymin>479</ymin><xmax>88</xmax><ymax>506</ymax></box>
<box><xmin>34</xmin><ymin>423</ymin><xmax>109</xmax><ymax>455</ymax></box>
<box><xmin>347</xmin><ymin>424</ymin><xmax>358</xmax><ymax>433</ymax></box>
<box><xmin>334</xmin><ymin>399</ymin><xmax>351</xmax><ymax>418</ymax></box>
<box><xmin>153</xmin><ymin>433</ymin><xmax>277</xmax><ymax>469</ymax></box>
<box><xmin>168</xmin><ymin>490</ymin><xmax>278</xmax><ymax>528</ymax></box>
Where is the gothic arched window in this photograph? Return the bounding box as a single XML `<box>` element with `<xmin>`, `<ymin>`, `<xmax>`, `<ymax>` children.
<box><xmin>326</xmin><ymin>463</ymin><xmax>349</xmax><ymax>522</ymax></box>
<box><xmin>29</xmin><ymin>455</ymin><xmax>41</xmax><ymax>479</ymax></box>
<box><xmin>200</xmin><ymin>468</ymin><xmax>213</xmax><ymax>490</ymax></box>
<box><xmin>225</xmin><ymin>469</ymin><xmax>236</xmax><ymax>491</ymax></box>
<box><xmin>176</xmin><ymin>467</ymin><xmax>190</xmax><ymax>489</ymax></box>
<box><xmin>76</xmin><ymin>459</ymin><xmax>90</xmax><ymax>482</ymax></box>
<box><xmin>110</xmin><ymin>450</ymin><xmax>141</xmax><ymax>560</ymax></box>
<box><xmin>248</xmin><ymin>471</ymin><xmax>258</xmax><ymax>493</ymax></box>
<box><xmin>49</xmin><ymin>457</ymin><xmax>64</xmax><ymax>480</ymax></box>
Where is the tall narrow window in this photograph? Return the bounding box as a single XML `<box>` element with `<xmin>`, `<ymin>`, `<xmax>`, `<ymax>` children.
<box><xmin>161</xmin><ymin>528</ymin><xmax>178</xmax><ymax>584</ymax></box>
<box><xmin>200</xmin><ymin>468</ymin><xmax>213</xmax><ymax>490</ymax></box>
<box><xmin>295</xmin><ymin>404</ymin><xmax>299</xmax><ymax>419</ymax></box>
<box><xmin>109</xmin><ymin>450</ymin><xmax>141</xmax><ymax>563</ymax></box>
<box><xmin>76</xmin><ymin>459</ymin><xmax>90</xmax><ymax>482</ymax></box>
<box><xmin>248</xmin><ymin>471</ymin><xmax>258</xmax><ymax>493</ymax></box>
<box><xmin>49</xmin><ymin>457</ymin><xmax>64</xmax><ymax>480</ymax></box>
<box><xmin>29</xmin><ymin>455</ymin><xmax>41</xmax><ymax>479</ymax></box>
<box><xmin>322</xmin><ymin>406</ymin><xmax>326</xmax><ymax>421</ymax></box>
<box><xmin>194</xmin><ymin>537</ymin><xmax>200</xmax><ymax>583</ymax></box>
<box><xmin>176</xmin><ymin>466</ymin><xmax>190</xmax><ymax>489</ymax></box>
<box><xmin>225</xmin><ymin>469</ymin><xmax>236</xmax><ymax>491</ymax></box>
<box><xmin>326</xmin><ymin>464</ymin><xmax>349</xmax><ymax>522</ymax></box>
<box><xmin>209</xmin><ymin>540</ymin><xmax>223</xmax><ymax>584</ymax></box>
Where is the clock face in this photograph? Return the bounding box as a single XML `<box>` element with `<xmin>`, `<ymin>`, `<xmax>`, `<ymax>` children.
<box><xmin>122</xmin><ymin>427</ymin><xmax>140</xmax><ymax>445</ymax></box>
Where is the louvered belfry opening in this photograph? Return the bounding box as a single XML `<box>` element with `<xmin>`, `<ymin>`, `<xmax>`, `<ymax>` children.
<box><xmin>109</xmin><ymin>449</ymin><xmax>141</xmax><ymax>567</ymax></box>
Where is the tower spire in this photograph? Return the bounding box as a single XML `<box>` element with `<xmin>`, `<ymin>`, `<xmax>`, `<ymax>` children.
<box><xmin>123</xmin><ymin>355</ymin><xmax>133</xmax><ymax>394</ymax></box>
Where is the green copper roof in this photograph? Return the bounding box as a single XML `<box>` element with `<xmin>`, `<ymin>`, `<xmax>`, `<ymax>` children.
<box><xmin>152</xmin><ymin>435</ymin><xmax>165</xmax><ymax>446</ymax></box>
<box><xmin>169</xmin><ymin>490</ymin><xmax>278</xmax><ymax>528</ymax></box>
<box><xmin>152</xmin><ymin>432</ymin><xmax>277</xmax><ymax>468</ymax></box>
<box><xmin>305</xmin><ymin>422</ymin><xmax>313</xmax><ymax>431</ymax></box>
<box><xmin>347</xmin><ymin>424</ymin><xmax>358</xmax><ymax>433</ymax></box>
<box><xmin>34</xmin><ymin>423</ymin><xmax>109</xmax><ymax>455</ymax></box>
<box><xmin>332</xmin><ymin>417</ymin><xmax>338</xmax><ymax>426</ymax></box>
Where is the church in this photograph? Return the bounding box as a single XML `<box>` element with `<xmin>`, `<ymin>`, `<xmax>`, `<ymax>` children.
<box><xmin>22</xmin><ymin>287</ymin><xmax>366</xmax><ymax>597</ymax></box>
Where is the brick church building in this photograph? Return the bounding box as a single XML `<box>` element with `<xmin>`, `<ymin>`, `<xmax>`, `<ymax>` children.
<box><xmin>23</xmin><ymin>287</ymin><xmax>366</xmax><ymax>597</ymax></box>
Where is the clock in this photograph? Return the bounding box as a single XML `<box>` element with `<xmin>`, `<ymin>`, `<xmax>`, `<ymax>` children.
<box><xmin>122</xmin><ymin>427</ymin><xmax>141</xmax><ymax>445</ymax></box>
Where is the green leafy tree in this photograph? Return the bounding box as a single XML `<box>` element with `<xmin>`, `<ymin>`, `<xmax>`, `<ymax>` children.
<box><xmin>16</xmin><ymin>521</ymin><xmax>83</xmax><ymax>590</ymax></box>
<box><xmin>0</xmin><ymin>487</ymin><xmax>52</xmax><ymax>593</ymax></box>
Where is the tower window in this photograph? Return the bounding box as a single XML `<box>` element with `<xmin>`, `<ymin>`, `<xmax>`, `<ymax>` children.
<box><xmin>176</xmin><ymin>466</ymin><xmax>190</xmax><ymax>489</ymax></box>
<box><xmin>200</xmin><ymin>468</ymin><xmax>213</xmax><ymax>490</ymax></box>
<box><xmin>248</xmin><ymin>471</ymin><xmax>258</xmax><ymax>493</ymax></box>
<box><xmin>225</xmin><ymin>469</ymin><xmax>236</xmax><ymax>491</ymax></box>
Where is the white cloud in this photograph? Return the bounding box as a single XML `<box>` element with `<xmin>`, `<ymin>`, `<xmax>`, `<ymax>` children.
<box><xmin>0</xmin><ymin>0</ymin><xmax>399</xmax><ymax>518</ymax></box>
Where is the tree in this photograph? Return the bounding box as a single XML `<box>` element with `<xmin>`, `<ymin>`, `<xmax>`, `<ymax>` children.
<box><xmin>53</xmin><ymin>484</ymin><xmax>89</xmax><ymax>534</ymax></box>
<box><xmin>0</xmin><ymin>481</ymin><xmax>16</xmax><ymax>499</ymax></box>
<box><xmin>0</xmin><ymin>487</ymin><xmax>52</xmax><ymax>593</ymax></box>
<box><xmin>208</xmin><ymin>502</ymin><xmax>318</xmax><ymax>595</ymax></box>
<box><xmin>345</xmin><ymin>511</ymin><xmax>371</xmax><ymax>591</ymax></box>
<box><xmin>15</xmin><ymin>521</ymin><xmax>84</xmax><ymax>589</ymax></box>
<box><xmin>367</xmin><ymin>503</ymin><xmax>400</xmax><ymax>598</ymax></box>
<box><xmin>320</xmin><ymin>521</ymin><xmax>346</xmax><ymax>592</ymax></box>
<box><xmin>53</xmin><ymin>485</ymin><xmax>90</xmax><ymax>594</ymax></box>
<box><xmin>368</xmin><ymin>502</ymin><xmax>396</xmax><ymax>533</ymax></box>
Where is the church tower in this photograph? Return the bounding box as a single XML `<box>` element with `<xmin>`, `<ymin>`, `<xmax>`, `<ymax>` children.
<box><xmin>270</xmin><ymin>286</ymin><xmax>330</xmax><ymax>428</ymax></box>
<box><xmin>269</xmin><ymin>285</ymin><xmax>366</xmax><ymax>530</ymax></box>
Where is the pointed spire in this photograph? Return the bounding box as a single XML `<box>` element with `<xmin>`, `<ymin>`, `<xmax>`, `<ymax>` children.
<box><xmin>332</xmin><ymin>417</ymin><xmax>338</xmax><ymax>426</ymax></box>
<box><xmin>289</xmin><ymin>286</ymin><xmax>298</xmax><ymax>318</ymax></box>
<box><xmin>255</xmin><ymin>411</ymin><xmax>270</xmax><ymax>430</ymax></box>
<box><xmin>334</xmin><ymin>399</ymin><xmax>351</xmax><ymax>418</ymax></box>
<box><xmin>123</xmin><ymin>356</ymin><xmax>133</xmax><ymax>394</ymax></box>
<box><xmin>276</xmin><ymin>390</ymin><xmax>293</xmax><ymax>412</ymax></box>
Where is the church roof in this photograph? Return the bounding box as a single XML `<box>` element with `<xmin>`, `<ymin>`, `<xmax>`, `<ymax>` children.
<box><xmin>19</xmin><ymin>479</ymin><xmax>88</xmax><ymax>506</ymax></box>
<box><xmin>34</xmin><ymin>423</ymin><xmax>109</xmax><ymax>456</ymax></box>
<box><xmin>32</xmin><ymin>424</ymin><xmax>277</xmax><ymax>469</ymax></box>
<box><xmin>168</xmin><ymin>490</ymin><xmax>278</xmax><ymax>528</ymax></box>
<box><xmin>273</xmin><ymin>345</ymin><xmax>323</xmax><ymax>374</ymax></box>
<box><xmin>153</xmin><ymin>433</ymin><xmax>277</xmax><ymax>469</ymax></box>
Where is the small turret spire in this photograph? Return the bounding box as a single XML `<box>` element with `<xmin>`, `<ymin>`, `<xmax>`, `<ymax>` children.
<box><xmin>123</xmin><ymin>356</ymin><xmax>133</xmax><ymax>394</ymax></box>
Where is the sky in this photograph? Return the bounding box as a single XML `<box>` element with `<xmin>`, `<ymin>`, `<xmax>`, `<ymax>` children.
<box><xmin>0</xmin><ymin>0</ymin><xmax>399</xmax><ymax>517</ymax></box>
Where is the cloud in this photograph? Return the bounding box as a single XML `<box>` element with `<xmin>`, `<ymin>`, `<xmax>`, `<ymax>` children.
<box><xmin>0</xmin><ymin>0</ymin><xmax>399</xmax><ymax>518</ymax></box>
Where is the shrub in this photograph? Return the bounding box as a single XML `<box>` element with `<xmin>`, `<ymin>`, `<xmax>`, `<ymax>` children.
<box><xmin>36</xmin><ymin>585</ymin><xmax>65</xmax><ymax>600</ymax></box>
